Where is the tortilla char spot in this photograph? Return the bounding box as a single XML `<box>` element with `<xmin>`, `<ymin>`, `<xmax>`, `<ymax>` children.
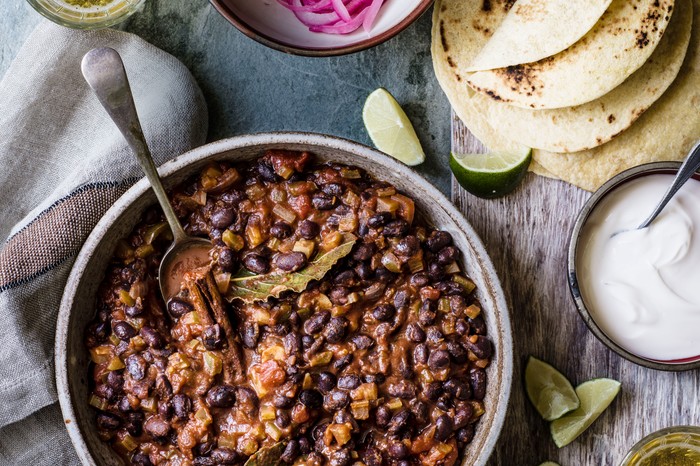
<box><xmin>441</xmin><ymin>4</ymin><xmax>446</xmax><ymax>12</ymax></box>
<box><xmin>440</xmin><ymin>21</ymin><xmax>449</xmax><ymax>52</ymax></box>
<box><xmin>607</xmin><ymin>114</ymin><xmax>616</xmax><ymax>124</ymax></box>
<box><xmin>447</xmin><ymin>56</ymin><xmax>456</xmax><ymax>68</ymax></box>
<box><xmin>482</xmin><ymin>0</ymin><xmax>491</xmax><ymax>11</ymax></box>
<box><xmin>456</xmin><ymin>74</ymin><xmax>462</xmax><ymax>82</ymax></box>
<box><xmin>514</xmin><ymin>0</ymin><xmax>546</xmax><ymax>21</ymax></box>
<box><xmin>596</xmin><ymin>137</ymin><xmax>603</xmax><ymax>144</ymax></box>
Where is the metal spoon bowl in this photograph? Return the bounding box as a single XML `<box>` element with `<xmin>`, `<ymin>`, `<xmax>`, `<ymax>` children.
<box><xmin>81</xmin><ymin>47</ymin><xmax>211</xmax><ymax>301</ymax></box>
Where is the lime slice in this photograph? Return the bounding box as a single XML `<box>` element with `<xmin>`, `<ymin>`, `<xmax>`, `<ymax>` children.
<box><xmin>550</xmin><ymin>378</ymin><xmax>621</xmax><ymax>448</ymax></box>
<box><xmin>525</xmin><ymin>356</ymin><xmax>579</xmax><ymax>421</ymax></box>
<box><xmin>363</xmin><ymin>88</ymin><xmax>425</xmax><ymax>166</ymax></box>
<box><xmin>450</xmin><ymin>148</ymin><xmax>531</xmax><ymax>199</ymax></box>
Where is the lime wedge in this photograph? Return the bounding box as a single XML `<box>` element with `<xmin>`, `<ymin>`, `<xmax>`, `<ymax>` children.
<box><xmin>450</xmin><ymin>148</ymin><xmax>531</xmax><ymax>199</ymax></box>
<box><xmin>363</xmin><ymin>88</ymin><xmax>425</xmax><ymax>166</ymax></box>
<box><xmin>525</xmin><ymin>356</ymin><xmax>579</xmax><ymax>421</ymax></box>
<box><xmin>550</xmin><ymin>378</ymin><xmax>621</xmax><ymax>448</ymax></box>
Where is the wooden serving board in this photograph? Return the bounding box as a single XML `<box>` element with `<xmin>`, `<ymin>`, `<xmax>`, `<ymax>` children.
<box><xmin>451</xmin><ymin>115</ymin><xmax>700</xmax><ymax>465</ymax></box>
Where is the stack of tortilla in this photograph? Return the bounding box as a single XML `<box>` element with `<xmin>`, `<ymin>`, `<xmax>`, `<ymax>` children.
<box><xmin>432</xmin><ymin>0</ymin><xmax>699</xmax><ymax>191</ymax></box>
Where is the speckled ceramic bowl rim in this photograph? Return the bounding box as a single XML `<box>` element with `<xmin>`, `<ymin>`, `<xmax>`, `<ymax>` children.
<box><xmin>209</xmin><ymin>0</ymin><xmax>434</xmax><ymax>57</ymax></box>
<box><xmin>568</xmin><ymin>161</ymin><xmax>700</xmax><ymax>371</ymax></box>
<box><xmin>56</xmin><ymin>132</ymin><xmax>512</xmax><ymax>465</ymax></box>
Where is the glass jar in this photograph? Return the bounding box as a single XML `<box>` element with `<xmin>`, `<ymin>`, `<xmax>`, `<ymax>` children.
<box><xmin>26</xmin><ymin>0</ymin><xmax>146</xmax><ymax>30</ymax></box>
<box><xmin>620</xmin><ymin>426</ymin><xmax>700</xmax><ymax>466</ymax></box>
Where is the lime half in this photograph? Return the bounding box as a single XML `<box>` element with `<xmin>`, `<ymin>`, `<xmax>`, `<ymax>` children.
<box><xmin>450</xmin><ymin>148</ymin><xmax>531</xmax><ymax>198</ymax></box>
<box><xmin>525</xmin><ymin>356</ymin><xmax>579</xmax><ymax>421</ymax></box>
<box><xmin>363</xmin><ymin>88</ymin><xmax>425</xmax><ymax>166</ymax></box>
<box><xmin>550</xmin><ymin>378</ymin><xmax>621</xmax><ymax>448</ymax></box>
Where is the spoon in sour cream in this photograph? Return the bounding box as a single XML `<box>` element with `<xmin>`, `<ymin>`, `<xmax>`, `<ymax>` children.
<box><xmin>81</xmin><ymin>47</ymin><xmax>212</xmax><ymax>301</ymax></box>
<box><xmin>616</xmin><ymin>140</ymin><xmax>700</xmax><ymax>237</ymax></box>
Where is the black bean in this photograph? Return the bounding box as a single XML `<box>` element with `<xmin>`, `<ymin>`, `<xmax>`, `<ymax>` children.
<box><xmin>446</xmin><ymin>341</ymin><xmax>469</xmax><ymax>363</ymax></box>
<box><xmin>383</xmin><ymin>220</ymin><xmax>409</xmax><ymax>237</ymax></box>
<box><xmin>96</xmin><ymin>412</ymin><xmax>121</xmax><ymax>431</ymax></box>
<box><xmin>375</xmin><ymin>405</ymin><xmax>392</xmax><ymax>428</ymax></box>
<box><xmin>426</xmin><ymin>230</ymin><xmax>453</xmax><ymax>252</ymax></box>
<box><xmin>106</xmin><ymin>371</ymin><xmax>123</xmax><ymax>389</ymax></box>
<box><xmin>455</xmin><ymin>319</ymin><xmax>470</xmax><ymax>336</ymax></box>
<box><xmin>94</xmin><ymin>384</ymin><xmax>116</xmax><ymax>403</ymax></box>
<box><xmin>438</xmin><ymin>280</ymin><xmax>466</xmax><ymax>296</ymax></box>
<box><xmin>363</xmin><ymin>373</ymin><xmax>385</xmax><ymax>385</ymax></box>
<box><xmin>418</xmin><ymin>302</ymin><xmax>437</xmax><ymax>327</ymax></box>
<box><xmin>388</xmin><ymin>441</ymin><xmax>410</xmax><ymax>459</ymax></box>
<box><xmin>131</xmin><ymin>452</ymin><xmax>153</xmax><ymax>466</ymax></box>
<box><xmin>469</xmin><ymin>368</ymin><xmax>487</xmax><ymax>400</ymax></box>
<box><xmin>397</xmin><ymin>349</ymin><xmax>413</xmax><ymax>379</ymax></box>
<box><xmin>202</xmin><ymin>324</ymin><xmax>225</xmax><ymax>350</ymax></box>
<box><xmin>270</xmin><ymin>221</ymin><xmax>293</xmax><ymax>239</ymax></box>
<box><xmin>387</xmin><ymin>380</ymin><xmax>417</xmax><ymax>399</ymax></box>
<box><xmin>301</xmin><ymin>335</ymin><xmax>315</xmax><ymax>349</ymax></box>
<box><xmin>449</xmin><ymin>295</ymin><xmax>467</xmax><ymax>316</ymax></box>
<box><xmin>140</xmin><ymin>327</ymin><xmax>163</xmax><ymax>349</ymax></box>
<box><xmin>298</xmin><ymin>437</ymin><xmax>311</xmax><ymax>455</ymax></box>
<box><xmin>444</xmin><ymin>379</ymin><xmax>472</xmax><ymax>401</ymax></box>
<box><xmin>125</xmin><ymin>305</ymin><xmax>143</xmax><ymax>318</ymax></box>
<box><xmin>206</xmin><ymin>385</ymin><xmax>236</xmax><ymax>408</ymax></box>
<box><xmin>280</xmin><ymin>440</ymin><xmax>300</xmax><ymax>463</ymax></box>
<box><xmin>355</xmin><ymin>263</ymin><xmax>374</xmax><ymax>280</ymax></box>
<box><xmin>118</xmin><ymin>396</ymin><xmax>133</xmax><ymax>413</ymax></box>
<box><xmin>324</xmin><ymin>389</ymin><xmax>350</xmax><ymax>411</ymax></box>
<box><xmin>394</xmin><ymin>236</ymin><xmax>420</xmax><ymax>257</ymax></box>
<box><xmin>297</xmin><ymin>219</ymin><xmax>320</xmax><ymax>239</ymax></box>
<box><xmin>155</xmin><ymin>375</ymin><xmax>173</xmax><ymax>400</ymax></box>
<box><xmin>387</xmin><ymin>410</ymin><xmax>412</xmax><ymax>435</ymax></box>
<box><xmin>465</xmin><ymin>336</ymin><xmax>492</xmax><ymax>359</ymax></box>
<box><xmin>337</xmin><ymin>374</ymin><xmax>361</xmax><ymax>390</ymax></box>
<box><xmin>393</xmin><ymin>290</ymin><xmax>410</xmax><ymax>309</ymax></box>
<box><xmin>211</xmin><ymin>207</ymin><xmax>236</xmax><ymax>229</ymax></box>
<box><xmin>351</xmin><ymin>334</ymin><xmax>375</xmax><ymax>350</ymax></box>
<box><xmin>317</xmin><ymin>372</ymin><xmax>337</xmax><ymax>393</ymax></box>
<box><xmin>470</xmin><ymin>315</ymin><xmax>487</xmax><ymax>335</ymax></box>
<box><xmin>172</xmin><ymin>394</ymin><xmax>191</xmax><ymax>421</ymax></box>
<box><xmin>158</xmin><ymin>400</ymin><xmax>172</xmax><ymax>420</ymax></box>
<box><xmin>236</xmin><ymin>387</ymin><xmax>259</xmax><ymax>415</ymax></box>
<box><xmin>372</xmin><ymin>303</ymin><xmax>395</xmax><ymax>322</ymax></box>
<box><xmin>322</xmin><ymin>183</ymin><xmax>344</xmax><ymax>197</ymax></box>
<box><xmin>299</xmin><ymin>389</ymin><xmax>323</xmax><ymax>409</ymax></box>
<box><xmin>257</xmin><ymin>160</ymin><xmax>278</xmax><ymax>182</ymax></box>
<box><xmin>243</xmin><ymin>254</ymin><xmax>270</xmax><ymax>274</ymax></box>
<box><xmin>126</xmin><ymin>417</ymin><xmax>143</xmax><ymax>437</ymax></box>
<box><xmin>409</xmin><ymin>399</ymin><xmax>429</xmax><ymax>424</ymax></box>
<box><xmin>275</xmin><ymin>409</ymin><xmax>291</xmax><ymax>428</ymax></box>
<box><xmin>428</xmin><ymin>262</ymin><xmax>446</xmax><ymax>281</ymax></box>
<box><xmin>194</xmin><ymin>441</ymin><xmax>215</xmax><ymax>457</ymax></box>
<box><xmin>352</xmin><ymin>243</ymin><xmax>376</xmax><ymax>261</ymax></box>
<box><xmin>274</xmin><ymin>252</ymin><xmax>308</xmax><ymax>272</ymax></box>
<box><xmin>437</xmin><ymin>246</ymin><xmax>459</xmax><ymax>265</ymax></box>
<box><xmin>211</xmin><ymin>448</ymin><xmax>240</xmax><ymax>465</ymax></box>
<box><xmin>375</xmin><ymin>267</ymin><xmax>397</xmax><ymax>284</ymax></box>
<box><xmin>144</xmin><ymin>415</ymin><xmax>170</xmax><ymax>438</ymax></box>
<box><xmin>324</xmin><ymin>316</ymin><xmax>349</xmax><ymax>343</ymax></box>
<box><xmin>406</xmin><ymin>323</ymin><xmax>426</xmax><ymax>343</ymax></box>
<box><xmin>169</xmin><ymin>297</ymin><xmax>194</xmax><ymax>318</ymax></box>
<box><xmin>113</xmin><ymin>321</ymin><xmax>136</xmax><ymax>341</ymax></box>
<box><xmin>367</xmin><ymin>212</ymin><xmax>392</xmax><ymax>228</ymax></box>
<box><xmin>435</xmin><ymin>414</ymin><xmax>454</xmax><ymax>441</ymax></box>
<box><xmin>193</xmin><ymin>457</ymin><xmax>215</xmax><ymax>466</ymax></box>
<box><xmin>436</xmin><ymin>393</ymin><xmax>453</xmax><ymax>411</ymax></box>
<box><xmin>304</xmin><ymin>310</ymin><xmax>330</xmax><ymax>335</ymax></box>
<box><xmin>410</xmin><ymin>272</ymin><xmax>429</xmax><ymax>288</ymax></box>
<box><xmin>334</xmin><ymin>270</ymin><xmax>358</xmax><ymax>287</ymax></box>
<box><xmin>454</xmin><ymin>402</ymin><xmax>474</xmax><ymax>428</ymax></box>
<box><xmin>334</xmin><ymin>354</ymin><xmax>353</xmax><ymax>371</ymax></box>
<box><xmin>424</xmin><ymin>381</ymin><xmax>443</xmax><ymax>401</ymax></box>
<box><xmin>428</xmin><ymin>350</ymin><xmax>450</xmax><ymax>370</ymax></box>
<box><xmin>413</xmin><ymin>343</ymin><xmax>429</xmax><ymax>365</ymax></box>
<box><xmin>329</xmin><ymin>286</ymin><xmax>350</xmax><ymax>305</ymax></box>
<box><xmin>217</xmin><ymin>247</ymin><xmax>236</xmax><ymax>272</ymax></box>
<box><xmin>330</xmin><ymin>449</ymin><xmax>352</xmax><ymax>466</ymax></box>
<box><xmin>457</xmin><ymin>425</ymin><xmax>475</xmax><ymax>445</ymax></box>
<box><xmin>125</xmin><ymin>354</ymin><xmax>146</xmax><ymax>381</ymax></box>
<box><xmin>312</xmin><ymin>192</ymin><xmax>337</xmax><ymax>210</ymax></box>
<box><xmin>426</xmin><ymin>327</ymin><xmax>444</xmax><ymax>344</ymax></box>
<box><xmin>273</xmin><ymin>394</ymin><xmax>295</xmax><ymax>409</ymax></box>
<box><xmin>284</xmin><ymin>332</ymin><xmax>302</xmax><ymax>356</ymax></box>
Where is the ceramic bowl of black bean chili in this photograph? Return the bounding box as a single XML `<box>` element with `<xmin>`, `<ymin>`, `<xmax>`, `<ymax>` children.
<box><xmin>55</xmin><ymin>133</ymin><xmax>512</xmax><ymax>466</ymax></box>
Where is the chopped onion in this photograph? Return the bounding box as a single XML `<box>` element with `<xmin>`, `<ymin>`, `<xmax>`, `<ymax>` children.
<box><xmin>279</xmin><ymin>0</ymin><xmax>386</xmax><ymax>35</ymax></box>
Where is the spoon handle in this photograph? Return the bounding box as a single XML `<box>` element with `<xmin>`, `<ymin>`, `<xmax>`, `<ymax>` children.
<box><xmin>81</xmin><ymin>47</ymin><xmax>188</xmax><ymax>244</ymax></box>
<box><xmin>638</xmin><ymin>140</ymin><xmax>700</xmax><ymax>230</ymax></box>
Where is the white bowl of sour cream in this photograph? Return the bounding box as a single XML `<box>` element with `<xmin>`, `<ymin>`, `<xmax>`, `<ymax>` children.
<box><xmin>569</xmin><ymin>162</ymin><xmax>700</xmax><ymax>370</ymax></box>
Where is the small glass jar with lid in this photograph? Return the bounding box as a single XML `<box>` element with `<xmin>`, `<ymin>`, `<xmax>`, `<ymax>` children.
<box><xmin>620</xmin><ymin>426</ymin><xmax>700</xmax><ymax>466</ymax></box>
<box><xmin>27</xmin><ymin>0</ymin><xmax>145</xmax><ymax>29</ymax></box>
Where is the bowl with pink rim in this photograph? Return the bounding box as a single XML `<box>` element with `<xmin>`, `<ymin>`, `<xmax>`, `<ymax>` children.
<box><xmin>210</xmin><ymin>0</ymin><xmax>434</xmax><ymax>56</ymax></box>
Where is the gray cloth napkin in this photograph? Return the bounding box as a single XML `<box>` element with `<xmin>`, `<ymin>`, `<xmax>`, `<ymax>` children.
<box><xmin>0</xmin><ymin>21</ymin><xmax>208</xmax><ymax>464</ymax></box>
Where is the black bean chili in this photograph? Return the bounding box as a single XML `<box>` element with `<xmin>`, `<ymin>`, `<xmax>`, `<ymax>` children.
<box><xmin>85</xmin><ymin>150</ymin><xmax>493</xmax><ymax>466</ymax></box>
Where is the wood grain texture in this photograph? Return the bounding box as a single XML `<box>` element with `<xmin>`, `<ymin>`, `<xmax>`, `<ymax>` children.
<box><xmin>451</xmin><ymin>114</ymin><xmax>700</xmax><ymax>465</ymax></box>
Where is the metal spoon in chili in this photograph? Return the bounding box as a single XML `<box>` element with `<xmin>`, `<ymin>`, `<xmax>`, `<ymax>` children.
<box><xmin>81</xmin><ymin>47</ymin><xmax>211</xmax><ymax>301</ymax></box>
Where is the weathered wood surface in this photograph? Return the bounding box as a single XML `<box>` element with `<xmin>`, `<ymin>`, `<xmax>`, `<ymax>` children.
<box><xmin>451</xmin><ymin>115</ymin><xmax>700</xmax><ymax>465</ymax></box>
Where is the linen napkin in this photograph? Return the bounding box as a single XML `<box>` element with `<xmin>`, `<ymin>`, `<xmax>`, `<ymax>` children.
<box><xmin>0</xmin><ymin>20</ymin><xmax>208</xmax><ymax>464</ymax></box>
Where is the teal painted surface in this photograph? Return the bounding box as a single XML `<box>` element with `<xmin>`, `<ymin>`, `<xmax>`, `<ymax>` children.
<box><xmin>1</xmin><ymin>1</ymin><xmax>451</xmax><ymax>193</ymax></box>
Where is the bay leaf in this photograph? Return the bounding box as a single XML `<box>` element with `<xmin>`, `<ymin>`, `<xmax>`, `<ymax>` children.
<box><xmin>244</xmin><ymin>442</ymin><xmax>286</xmax><ymax>466</ymax></box>
<box><xmin>229</xmin><ymin>234</ymin><xmax>356</xmax><ymax>304</ymax></box>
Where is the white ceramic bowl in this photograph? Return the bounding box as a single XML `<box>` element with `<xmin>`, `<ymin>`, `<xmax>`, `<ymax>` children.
<box><xmin>56</xmin><ymin>132</ymin><xmax>512</xmax><ymax>465</ymax></box>
<box><xmin>210</xmin><ymin>0</ymin><xmax>434</xmax><ymax>56</ymax></box>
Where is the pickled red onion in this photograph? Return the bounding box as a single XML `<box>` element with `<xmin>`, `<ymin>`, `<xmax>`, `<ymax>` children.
<box><xmin>278</xmin><ymin>0</ymin><xmax>386</xmax><ymax>35</ymax></box>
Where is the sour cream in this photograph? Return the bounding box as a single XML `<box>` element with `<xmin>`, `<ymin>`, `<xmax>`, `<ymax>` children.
<box><xmin>577</xmin><ymin>174</ymin><xmax>700</xmax><ymax>362</ymax></box>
